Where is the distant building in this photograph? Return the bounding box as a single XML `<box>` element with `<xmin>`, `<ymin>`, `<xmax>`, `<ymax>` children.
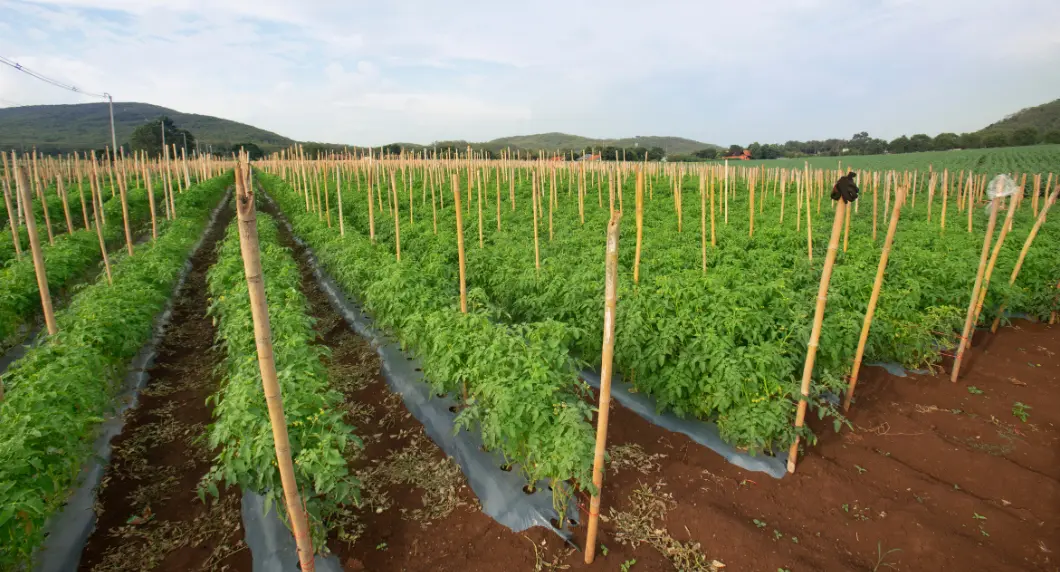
<box><xmin>723</xmin><ymin>149</ymin><xmax>752</xmax><ymax>160</ymax></box>
<box><xmin>578</xmin><ymin>153</ymin><xmax>601</xmax><ymax>161</ymax></box>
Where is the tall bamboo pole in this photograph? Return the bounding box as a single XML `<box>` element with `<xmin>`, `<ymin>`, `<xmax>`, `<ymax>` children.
<box><xmin>145</xmin><ymin>168</ymin><xmax>158</xmax><ymax>241</ymax></box>
<box><xmin>117</xmin><ymin>170</ymin><xmax>134</xmax><ymax>256</ymax></box>
<box><xmin>336</xmin><ymin>163</ymin><xmax>345</xmax><ymax>237</ymax></box>
<box><xmin>788</xmin><ymin>197</ymin><xmax>847</xmax><ymax>473</ymax></box>
<box><xmin>700</xmin><ymin>173</ymin><xmax>707</xmax><ymax>273</ymax></box>
<box><xmin>57</xmin><ymin>175</ymin><xmax>74</xmax><ymax>234</ymax></box>
<box><xmin>14</xmin><ymin>160</ymin><xmax>57</xmax><ymax>335</ymax></box>
<box><xmin>991</xmin><ymin>184</ymin><xmax>1060</xmax><ymax>332</ymax></box>
<box><xmin>233</xmin><ymin>160</ymin><xmax>316</xmax><ymax>571</ymax></box>
<box><xmin>2</xmin><ymin>159</ymin><xmax>21</xmax><ymax>261</ymax></box>
<box><xmin>583</xmin><ymin>210</ymin><xmax>622</xmax><ymax>565</ymax></box>
<box><xmin>531</xmin><ymin>171</ymin><xmax>540</xmax><ymax>273</ymax></box>
<box><xmin>950</xmin><ymin>193</ymin><xmax>1002</xmax><ymax>383</ymax></box>
<box><xmin>633</xmin><ymin>170</ymin><xmax>644</xmax><ymax>283</ymax></box>
<box><xmin>452</xmin><ymin>174</ymin><xmax>468</xmax><ymax>314</ymax></box>
<box><xmin>89</xmin><ymin>156</ymin><xmax>112</xmax><ymax>284</ymax></box>
<box><xmin>844</xmin><ymin>187</ymin><xmax>905</xmax><ymax>411</ymax></box>
<box><xmin>970</xmin><ymin>191</ymin><xmax>1023</xmax><ymax>333</ymax></box>
<box><xmin>391</xmin><ymin>175</ymin><xmax>401</xmax><ymax>261</ymax></box>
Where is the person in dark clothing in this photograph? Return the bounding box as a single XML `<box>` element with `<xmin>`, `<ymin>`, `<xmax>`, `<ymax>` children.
<box><xmin>831</xmin><ymin>172</ymin><xmax>859</xmax><ymax>203</ymax></box>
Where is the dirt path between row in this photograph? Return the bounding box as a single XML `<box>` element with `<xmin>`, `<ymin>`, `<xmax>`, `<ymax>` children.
<box><xmin>78</xmin><ymin>202</ymin><xmax>250</xmax><ymax>572</ymax></box>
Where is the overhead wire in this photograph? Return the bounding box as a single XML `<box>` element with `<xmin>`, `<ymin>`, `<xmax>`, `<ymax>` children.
<box><xmin>0</xmin><ymin>55</ymin><xmax>109</xmax><ymax>99</ymax></box>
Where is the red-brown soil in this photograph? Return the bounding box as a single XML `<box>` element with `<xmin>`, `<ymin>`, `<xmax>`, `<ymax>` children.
<box><xmin>78</xmin><ymin>203</ymin><xmax>250</xmax><ymax>572</ymax></box>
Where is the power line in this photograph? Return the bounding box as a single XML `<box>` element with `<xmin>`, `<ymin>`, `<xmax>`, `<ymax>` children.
<box><xmin>0</xmin><ymin>55</ymin><xmax>108</xmax><ymax>99</ymax></box>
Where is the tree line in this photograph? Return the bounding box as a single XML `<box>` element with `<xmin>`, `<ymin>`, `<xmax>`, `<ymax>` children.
<box><xmin>690</xmin><ymin>126</ymin><xmax>1060</xmax><ymax>161</ymax></box>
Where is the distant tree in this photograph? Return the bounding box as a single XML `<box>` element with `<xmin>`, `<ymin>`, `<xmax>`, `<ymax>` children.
<box><xmin>693</xmin><ymin>148</ymin><xmax>718</xmax><ymax>160</ymax></box>
<box><xmin>759</xmin><ymin>144</ymin><xmax>782</xmax><ymax>159</ymax></box>
<box><xmin>958</xmin><ymin>132</ymin><xmax>982</xmax><ymax>149</ymax></box>
<box><xmin>981</xmin><ymin>131</ymin><xmax>1009</xmax><ymax>148</ymax></box>
<box><xmin>1043</xmin><ymin>130</ymin><xmax>1060</xmax><ymax>144</ymax></box>
<box><xmin>726</xmin><ymin>144</ymin><xmax>744</xmax><ymax>156</ymax></box>
<box><xmin>129</xmin><ymin>116</ymin><xmax>195</xmax><ymax>158</ymax></box>
<box><xmin>888</xmin><ymin>135</ymin><xmax>911</xmax><ymax>154</ymax></box>
<box><xmin>908</xmin><ymin>134</ymin><xmax>933</xmax><ymax>152</ymax></box>
<box><xmin>747</xmin><ymin>142</ymin><xmax>762</xmax><ymax>159</ymax></box>
<box><xmin>863</xmin><ymin>138</ymin><xmax>888</xmax><ymax>155</ymax></box>
<box><xmin>231</xmin><ymin>142</ymin><xmax>265</xmax><ymax>160</ymax></box>
<box><xmin>933</xmin><ymin>132</ymin><xmax>960</xmax><ymax>150</ymax></box>
<box><xmin>1010</xmin><ymin>127</ymin><xmax>1039</xmax><ymax>146</ymax></box>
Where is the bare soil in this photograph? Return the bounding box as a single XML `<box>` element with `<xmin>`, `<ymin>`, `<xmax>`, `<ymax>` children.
<box><xmin>77</xmin><ymin>203</ymin><xmax>250</xmax><ymax>572</ymax></box>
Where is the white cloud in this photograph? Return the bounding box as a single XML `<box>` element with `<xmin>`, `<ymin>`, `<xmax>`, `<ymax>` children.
<box><xmin>2</xmin><ymin>0</ymin><xmax>1059</xmax><ymax>146</ymax></box>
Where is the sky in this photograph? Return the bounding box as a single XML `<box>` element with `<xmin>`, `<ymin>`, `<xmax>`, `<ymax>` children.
<box><xmin>1</xmin><ymin>0</ymin><xmax>1059</xmax><ymax>147</ymax></box>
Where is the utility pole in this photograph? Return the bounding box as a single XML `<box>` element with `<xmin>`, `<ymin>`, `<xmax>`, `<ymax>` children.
<box><xmin>105</xmin><ymin>93</ymin><xmax>118</xmax><ymax>156</ymax></box>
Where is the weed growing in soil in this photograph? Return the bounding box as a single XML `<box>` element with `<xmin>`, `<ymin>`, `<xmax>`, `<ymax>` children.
<box><xmin>1012</xmin><ymin>402</ymin><xmax>1032</xmax><ymax>422</ymax></box>
<box><xmin>872</xmin><ymin>541</ymin><xmax>902</xmax><ymax>571</ymax></box>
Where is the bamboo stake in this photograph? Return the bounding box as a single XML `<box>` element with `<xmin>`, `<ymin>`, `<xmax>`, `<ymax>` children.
<box><xmin>452</xmin><ymin>174</ymin><xmax>467</xmax><ymax>314</ymax></box>
<box><xmin>477</xmin><ymin>169</ymin><xmax>484</xmax><ymax>247</ymax></box>
<box><xmin>633</xmin><ymin>170</ymin><xmax>644</xmax><ymax>283</ymax></box>
<box><xmin>971</xmin><ymin>191</ymin><xmax>1023</xmax><ymax>333</ymax></box>
<box><xmin>788</xmin><ymin>197</ymin><xmax>847</xmax><ymax>473</ymax></box>
<box><xmin>806</xmin><ymin>176</ymin><xmax>813</xmax><ymax>261</ymax></box>
<box><xmin>709</xmin><ymin>173</ymin><xmax>716</xmax><ymax>247</ymax></box>
<box><xmin>89</xmin><ymin>157</ymin><xmax>113</xmax><ymax>284</ymax></box>
<box><xmin>531</xmin><ymin>171</ymin><xmax>540</xmax><ymax>273</ymax></box>
<box><xmin>700</xmin><ymin>173</ymin><xmax>707</xmax><ymax>273</ymax></box>
<box><xmin>2</xmin><ymin>177</ymin><xmax>20</xmax><ymax>260</ymax></box>
<box><xmin>991</xmin><ymin>184</ymin><xmax>1060</xmax><ymax>332</ymax></box>
<box><xmin>336</xmin><ymin>164</ymin><xmax>345</xmax><ymax>237</ymax></box>
<box><xmin>940</xmin><ymin>170</ymin><xmax>949</xmax><ymax>231</ymax></box>
<box><xmin>844</xmin><ymin>187</ymin><xmax>905</xmax><ymax>411</ymax></box>
<box><xmin>950</xmin><ymin>193</ymin><xmax>1002</xmax><ymax>383</ymax></box>
<box><xmin>14</xmin><ymin>160</ymin><xmax>57</xmax><ymax>335</ymax></box>
<box><xmin>324</xmin><ymin>164</ymin><xmax>332</xmax><ymax>227</ymax></box>
<box><xmin>57</xmin><ymin>175</ymin><xmax>74</xmax><ymax>234</ymax></box>
<box><xmin>495</xmin><ymin>173</ymin><xmax>501</xmax><ymax>231</ymax></box>
<box><xmin>366</xmin><ymin>164</ymin><xmax>375</xmax><ymax>240</ymax></box>
<box><xmin>233</xmin><ymin>160</ymin><xmax>317</xmax><ymax>572</ymax></box>
<box><xmin>748</xmin><ymin>177</ymin><xmax>755</xmax><ymax>237</ymax></box>
<box><xmin>145</xmin><ymin>168</ymin><xmax>157</xmax><ymax>240</ymax></box>
<box><xmin>842</xmin><ymin>195</ymin><xmax>851</xmax><ymax>252</ymax></box>
<box><xmin>117</xmin><ymin>170</ymin><xmax>135</xmax><ymax>256</ymax></box>
<box><xmin>583</xmin><ymin>209</ymin><xmax>622</xmax><ymax>565</ymax></box>
<box><xmin>391</xmin><ymin>175</ymin><xmax>401</xmax><ymax>261</ymax></box>
<box><xmin>77</xmin><ymin>158</ymin><xmax>90</xmax><ymax>230</ymax></box>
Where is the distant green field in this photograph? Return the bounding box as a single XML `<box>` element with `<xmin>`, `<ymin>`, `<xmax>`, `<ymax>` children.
<box><xmin>716</xmin><ymin>145</ymin><xmax>1060</xmax><ymax>177</ymax></box>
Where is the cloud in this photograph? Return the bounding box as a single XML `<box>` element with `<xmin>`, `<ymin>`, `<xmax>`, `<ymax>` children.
<box><xmin>2</xmin><ymin>0</ymin><xmax>1059</xmax><ymax>147</ymax></box>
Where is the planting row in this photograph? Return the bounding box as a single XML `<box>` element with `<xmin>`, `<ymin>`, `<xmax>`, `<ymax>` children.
<box><xmin>0</xmin><ymin>171</ymin><xmax>233</xmax><ymax>568</ymax></box>
<box><xmin>202</xmin><ymin>211</ymin><xmax>359</xmax><ymax>547</ymax></box>
<box><xmin>0</xmin><ymin>186</ymin><xmax>154</xmax><ymax>346</ymax></box>
<box><xmin>258</xmin><ymin>171</ymin><xmax>598</xmax><ymax>521</ymax></box>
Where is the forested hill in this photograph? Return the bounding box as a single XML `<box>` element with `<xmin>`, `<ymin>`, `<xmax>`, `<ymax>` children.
<box><xmin>0</xmin><ymin>102</ymin><xmax>294</xmax><ymax>154</ymax></box>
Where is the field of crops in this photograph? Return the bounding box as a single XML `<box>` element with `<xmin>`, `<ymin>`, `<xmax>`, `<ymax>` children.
<box><xmin>730</xmin><ymin>144</ymin><xmax>1060</xmax><ymax>176</ymax></box>
<box><xmin>1</xmin><ymin>147</ymin><xmax>1057</xmax><ymax>571</ymax></box>
<box><xmin>263</xmin><ymin>155</ymin><xmax>1058</xmax><ymax>455</ymax></box>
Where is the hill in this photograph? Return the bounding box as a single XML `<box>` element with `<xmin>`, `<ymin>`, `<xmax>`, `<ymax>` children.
<box><xmin>484</xmin><ymin>132</ymin><xmax>719</xmax><ymax>155</ymax></box>
<box><xmin>0</xmin><ymin>102</ymin><xmax>294</xmax><ymax>155</ymax></box>
<box><xmin>980</xmin><ymin>98</ymin><xmax>1060</xmax><ymax>134</ymax></box>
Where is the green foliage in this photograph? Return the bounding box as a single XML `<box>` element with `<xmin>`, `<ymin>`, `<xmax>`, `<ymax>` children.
<box><xmin>1011</xmin><ymin>401</ymin><xmax>1031</xmax><ymax>422</ymax></box>
<box><xmin>0</xmin><ymin>184</ymin><xmax>154</xmax><ymax>344</ymax></box>
<box><xmin>203</xmin><ymin>213</ymin><xmax>359</xmax><ymax>548</ymax></box>
<box><xmin>257</xmin><ymin>171</ymin><xmax>597</xmax><ymax>521</ymax></box>
<box><xmin>0</xmin><ymin>172</ymin><xmax>231</xmax><ymax>568</ymax></box>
